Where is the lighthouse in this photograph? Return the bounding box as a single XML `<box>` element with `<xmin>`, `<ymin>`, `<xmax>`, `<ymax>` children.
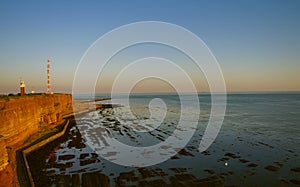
<box><xmin>20</xmin><ymin>79</ymin><xmax>26</xmax><ymax>96</ymax></box>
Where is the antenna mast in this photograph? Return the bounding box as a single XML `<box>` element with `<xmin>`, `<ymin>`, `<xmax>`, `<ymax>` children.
<box><xmin>46</xmin><ymin>59</ymin><xmax>51</xmax><ymax>94</ymax></box>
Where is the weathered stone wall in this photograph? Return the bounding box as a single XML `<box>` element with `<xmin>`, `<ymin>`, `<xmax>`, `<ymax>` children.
<box><xmin>0</xmin><ymin>94</ymin><xmax>72</xmax><ymax>171</ymax></box>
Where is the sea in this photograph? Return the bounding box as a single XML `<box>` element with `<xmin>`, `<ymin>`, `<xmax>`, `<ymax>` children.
<box><xmin>28</xmin><ymin>93</ymin><xmax>300</xmax><ymax>186</ymax></box>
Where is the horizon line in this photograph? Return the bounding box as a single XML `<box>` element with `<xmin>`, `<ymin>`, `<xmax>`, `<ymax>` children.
<box><xmin>73</xmin><ymin>90</ymin><xmax>300</xmax><ymax>95</ymax></box>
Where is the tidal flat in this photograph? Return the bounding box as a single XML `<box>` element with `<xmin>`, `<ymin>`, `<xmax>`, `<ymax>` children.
<box><xmin>28</xmin><ymin>93</ymin><xmax>300</xmax><ymax>186</ymax></box>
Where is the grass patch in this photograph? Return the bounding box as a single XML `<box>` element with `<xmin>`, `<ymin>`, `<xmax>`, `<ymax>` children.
<box><xmin>23</xmin><ymin>136</ymin><xmax>32</xmax><ymax>144</ymax></box>
<box><xmin>0</xmin><ymin>96</ymin><xmax>9</xmax><ymax>101</ymax></box>
<box><xmin>55</xmin><ymin>123</ymin><xmax>65</xmax><ymax>131</ymax></box>
<box><xmin>0</xmin><ymin>93</ymin><xmax>49</xmax><ymax>101</ymax></box>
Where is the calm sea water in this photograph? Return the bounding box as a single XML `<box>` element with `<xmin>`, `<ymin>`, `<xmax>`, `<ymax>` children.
<box><xmin>29</xmin><ymin>93</ymin><xmax>300</xmax><ymax>186</ymax></box>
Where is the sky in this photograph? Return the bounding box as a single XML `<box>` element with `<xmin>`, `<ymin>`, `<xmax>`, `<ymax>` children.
<box><xmin>0</xmin><ymin>0</ymin><xmax>300</xmax><ymax>94</ymax></box>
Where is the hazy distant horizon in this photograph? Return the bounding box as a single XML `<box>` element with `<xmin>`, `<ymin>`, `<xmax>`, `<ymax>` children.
<box><xmin>2</xmin><ymin>89</ymin><xmax>300</xmax><ymax>96</ymax></box>
<box><xmin>74</xmin><ymin>90</ymin><xmax>300</xmax><ymax>98</ymax></box>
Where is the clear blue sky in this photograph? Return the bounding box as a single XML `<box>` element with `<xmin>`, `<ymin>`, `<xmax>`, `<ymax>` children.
<box><xmin>1</xmin><ymin>0</ymin><xmax>300</xmax><ymax>94</ymax></box>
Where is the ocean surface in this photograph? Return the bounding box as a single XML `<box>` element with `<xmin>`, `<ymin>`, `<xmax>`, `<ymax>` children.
<box><xmin>28</xmin><ymin>93</ymin><xmax>300</xmax><ymax>186</ymax></box>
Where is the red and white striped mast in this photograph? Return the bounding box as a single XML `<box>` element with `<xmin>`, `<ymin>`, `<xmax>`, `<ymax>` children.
<box><xmin>46</xmin><ymin>59</ymin><xmax>51</xmax><ymax>94</ymax></box>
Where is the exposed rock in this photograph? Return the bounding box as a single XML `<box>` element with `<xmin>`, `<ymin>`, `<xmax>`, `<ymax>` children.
<box><xmin>58</xmin><ymin>154</ymin><xmax>75</xmax><ymax>161</ymax></box>
<box><xmin>204</xmin><ymin>169</ymin><xmax>215</xmax><ymax>175</ymax></box>
<box><xmin>247</xmin><ymin>163</ymin><xmax>258</xmax><ymax>168</ymax></box>
<box><xmin>224</xmin><ymin>152</ymin><xmax>240</xmax><ymax>159</ymax></box>
<box><xmin>290</xmin><ymin>167</ymin><xmax>300</xmax><ymax>172</ymax></box>
<box><xmin>178</xmin><ymin>149</ymin><xmax>194</xmax><ymax>157</ymax></box>
<box><xmin>0</xmin><ymin>94</ymin><xmax>72</xmax><ymax>186</ymax></box>
<box><xmin>290</xmin><ymin>179</ymin><xmax>300</xmax><ymax>185</ymax></box>
<box><xmin>82</xmin><ymin>172</ymin><xmax>110</xmax><ymax>187</ymax></box>
<box><xmin>265</xmin><ymin>165</ymin><xmax>280</xmax><ymax>172</ymax></box>
<box><xmin>239</xmin><ymin>159</ymin><xmax>250</xmax><ymax>163</ymax></box>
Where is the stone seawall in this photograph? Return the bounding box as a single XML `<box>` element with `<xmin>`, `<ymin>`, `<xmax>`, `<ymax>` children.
<box><xmin>0</xmin><ymin>94</ymin><xmax>72</xmax><ymax>172</ymax></box>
